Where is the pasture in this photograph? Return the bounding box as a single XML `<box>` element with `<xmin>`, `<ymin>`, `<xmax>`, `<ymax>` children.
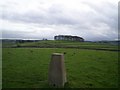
<box><xmin>3</xmin><ymin>40</ymin><xmax>119</xmax><ymax>51</ymax></box>
<box><xmin>2</xmin><ymin>47</ymin><xmax>118</xmax><ymax>88</ymax></box>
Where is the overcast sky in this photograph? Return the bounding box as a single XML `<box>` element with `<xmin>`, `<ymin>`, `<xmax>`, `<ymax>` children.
<box><xmin>0</xmin><ymin>0</ymin><xmax>119</xmax><ymax>41</ymax></box>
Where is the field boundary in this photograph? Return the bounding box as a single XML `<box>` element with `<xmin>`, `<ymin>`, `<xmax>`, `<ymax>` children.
<box><xmin>3</xmin><ymin>46</ymin><xmax>119</xmax><ymax>52</ymax></box>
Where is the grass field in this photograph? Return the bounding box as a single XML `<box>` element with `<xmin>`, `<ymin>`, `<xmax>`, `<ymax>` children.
<box><xmin>3</xmin><ymin>40</ymin><xmax>119</xmax><ymax>51</ymax></box>
<box><xmin>2</xmin><ymin>48</ymin><xmax>118</xmax><ymax>88</ymax></box>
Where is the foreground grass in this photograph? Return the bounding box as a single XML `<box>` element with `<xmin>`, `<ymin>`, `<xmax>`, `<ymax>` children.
<box><xmin>2</xmin><ymin>48</ymin><xmax>118</xmax><ymax>88</ymax></box>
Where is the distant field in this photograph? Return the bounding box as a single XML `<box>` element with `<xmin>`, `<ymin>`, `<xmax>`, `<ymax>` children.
<box><xmin>2</xmin><ymin>48</ymin><xmax>118</xmax><ymax>88</ymax></box>
<box><xmin>3</xmin><ymin>40</ymin><xmax>119</xmax><ymax>51</ymax></box>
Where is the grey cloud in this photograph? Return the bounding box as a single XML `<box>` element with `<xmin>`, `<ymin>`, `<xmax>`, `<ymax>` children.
<box><xmin>2</xmin><ymin>5</ymin><xmax>78</xmax><ymax>25</ymax></box>
<box><xmin>1</xmin><ymin>0</ymin><xmax>118</xmax><ymax>41</ymax></box>
<box><xmin>1</xmin><ymin>1</ymin><xmax>117</xmax><ymax>28</ymax></box>
<box><xmin>82</xmin><ymin>1</ymin><xmax>118</xmax><ymax>30</ymax></box>
<box><xmin>2</xmin><ymin>30</ymin><xmax>25</xmax><ymax>39</ymax></box>
<box><xmin>2</xmin><ymin>30</ymin><xmax>41</xmax><ymax>39</ymax></box>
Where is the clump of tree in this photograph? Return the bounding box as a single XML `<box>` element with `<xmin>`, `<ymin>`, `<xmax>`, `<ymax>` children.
<box><xmin>42</xmin><ymin>38</ymin><xmax>48</xmax><ymax>41</ymax></box>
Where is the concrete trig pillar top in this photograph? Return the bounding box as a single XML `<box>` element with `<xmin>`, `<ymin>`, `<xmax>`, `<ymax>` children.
<box><xmin>52</xmin><ymin>53</ymin><xmax>63</xmax><ymax>56</ymax></box>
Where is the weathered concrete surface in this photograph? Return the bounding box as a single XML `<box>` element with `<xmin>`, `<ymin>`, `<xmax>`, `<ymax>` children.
<box><xmin>48</xmin><ymin>53</ymin><xmax>67</xmax><ymax>87</ymax></box>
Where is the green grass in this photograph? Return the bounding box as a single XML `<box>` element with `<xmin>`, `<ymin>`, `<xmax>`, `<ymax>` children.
<box><xmin>6</xmin><ymin>40</ymin><xmax>118</xmax><ymax>51</ymax></box>
<box><xmin>2</xmin><ymin>48</ymin><xmax>118</xmax><ymax>88</ymax></box>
